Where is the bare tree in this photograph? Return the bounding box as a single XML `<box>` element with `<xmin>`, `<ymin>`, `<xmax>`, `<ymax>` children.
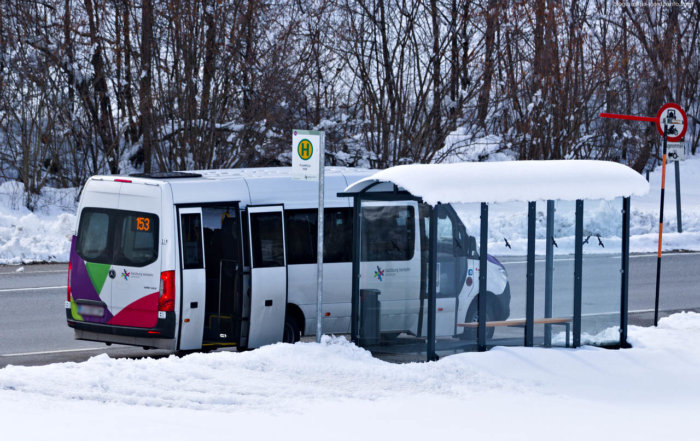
<box><xmin>140</xmin><ymin>0</ymin><xmax>154</xmax><ymax>173</ymax></box>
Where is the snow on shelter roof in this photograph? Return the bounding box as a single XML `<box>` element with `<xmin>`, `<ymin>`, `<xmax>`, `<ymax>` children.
<box><xmin>342</xmin><ymin>160</ymin><xmax>649</xmax><ymax>205</ymax></box>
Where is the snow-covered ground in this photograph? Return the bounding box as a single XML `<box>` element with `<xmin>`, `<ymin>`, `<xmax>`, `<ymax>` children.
<box><xmin>1</xmin><ymin>156</ymin><xmax>699</xmax><ymax>263</ymax></box>
<box><xmin>0</xmin><ymin>181</ymin><xmax>78</xmax><ymax>264</ymax></box>
<box><xmin>1</xmin><ymin>312</ymin><xmax>699</xmax><ymax>440</ymax></box>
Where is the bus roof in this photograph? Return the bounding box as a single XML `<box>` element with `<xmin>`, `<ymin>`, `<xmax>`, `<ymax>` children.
<box><xmin>342</xmin><ymin>160</ymin><xmax>650</xmax><ymax>205</ymax></box>
<box><xmin>90</xmin><ymin>167</ymin><xmax>373</xmax><ymax>208</ymax></box>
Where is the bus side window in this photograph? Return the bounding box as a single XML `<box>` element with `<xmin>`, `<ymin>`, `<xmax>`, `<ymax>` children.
<box><xmin>249</xmin><ymin>212</ymin><xmax>285</xmax><ymax>267</ymax></box>
<box><xmin>241</xmin><ymin>211</ymin><xmax>250</xmax><ymax>268</ymax></box>
<box><xmin>324</xmin><ymin>208</ymin><xmax>352</xmax><ymax>263</ymax></box>
<box><xmin>285</xmin><ymin>210</ymin><xmax>316</xmax><ymax>265</ymax></box>
<box><xmin>284</xmin><ymin>208</ymin><xmax>353</xmax><ymax>264</ymax></box>
<box><xmin>181</xmin><ymin>213</ymin><xmax>204</xmax><ymax>269</ymax></box>
<box><xmin>361</xmin><ymin>205</ymin><xmax>415</xmax><ymax>261</ymax></box>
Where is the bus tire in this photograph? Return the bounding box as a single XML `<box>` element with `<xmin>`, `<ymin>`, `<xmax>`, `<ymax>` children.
<box><xmin>460</xmin><ymin>296</ymin><xmax>496</xmax><ymax>340</ymax></box>
<box><xmin>283</xmin><ymin>313</ymin><xmax>301</xmax><ymax>343</ymax></box>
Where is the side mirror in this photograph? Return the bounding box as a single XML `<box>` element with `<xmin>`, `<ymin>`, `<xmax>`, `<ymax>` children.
<box><xmin>468</xmin><ymin>236</ymin><xmax>477</xmax><ymax>257</ymax></box>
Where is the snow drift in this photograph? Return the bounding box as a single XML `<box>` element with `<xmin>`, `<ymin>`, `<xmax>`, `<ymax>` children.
<box><xmin>1</xmin><ymin>312</ymin><xmax>700</xmax><ymax>440</ymax></box>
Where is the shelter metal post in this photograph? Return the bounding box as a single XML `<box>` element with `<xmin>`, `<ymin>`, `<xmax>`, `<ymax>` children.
<box><xmin>620</xmin><ymin>197</ymin><xmax>631</xmax><ymax>348</ymax></box>
<box><xmin>478</xmin><ymin>202</ymin><xmax>488</xmax><ymax>351</ymax></box>
<box><xmin>427</xmin><ymin>204</ymin><xmax>438</xmax><ymax>361</ymax></box>
<box><xmin>350</xmin><ymin>196</ymin><xmax>361</xmax><ymax>343</ymax></box>
<box><xmin>544</xmin><ymin>200</ymin><xmax>555</xmax><ymax>347</ymax></box>
<box><xmin>525</xmin><ymin>201</ymin><xmax>536</xmax><ymax>347</ymax></box>
<box><xmin>573</xmin><ymin>199</ymin><xmax>584</xmax><ymax>348</ymax></box>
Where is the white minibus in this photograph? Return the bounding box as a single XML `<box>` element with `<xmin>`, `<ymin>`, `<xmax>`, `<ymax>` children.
<box><xmin>66</xmin><ymin>167</ymin><xmax>510</xmax><ymax>351</ymax></box>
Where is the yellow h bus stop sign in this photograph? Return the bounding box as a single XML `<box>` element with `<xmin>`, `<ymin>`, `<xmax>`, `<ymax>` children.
<box><xmin>292</xmin><ymin>130</ymin><xmax>323</xmax><ymax>181</ymax></box>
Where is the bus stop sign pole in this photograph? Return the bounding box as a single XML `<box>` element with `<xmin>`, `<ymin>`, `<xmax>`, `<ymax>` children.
<box><xmin>601</xmin><ymin>103</ymin><xmax>688</xmax><ymax>327</ymax></box>
<box><xmin>291</xmin><ymin>130</ymin><xmax>325</xmax><ymax>342</ymax></box>
<box><xmin>316</xmin><ymin>134</ymin><xmax>325</xmax><ymax>342</ymax></box>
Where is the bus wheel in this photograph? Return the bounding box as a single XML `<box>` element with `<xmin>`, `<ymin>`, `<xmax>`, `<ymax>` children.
<box><xmin>283</xmin><ymin>314</ymin><xmax>301</xmax><ymax>343</ymax></box>
<box><xmin>460</xmin><ymin>297</ymin><xmax>495</xmax><ymax>340</ymax></box>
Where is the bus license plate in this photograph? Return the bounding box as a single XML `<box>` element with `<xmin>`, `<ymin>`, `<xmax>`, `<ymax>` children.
<box><xmin>78</xmin><ymin>305</ymin><xmax>104</xmax><ymax>317</ymax></box>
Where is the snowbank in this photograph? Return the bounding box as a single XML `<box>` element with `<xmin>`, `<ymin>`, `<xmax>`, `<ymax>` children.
<box><xmin>1</xmin><ymin>312</ymin><xmax>700</xmax><ymax>440</ymax></box>
<box><xmin>0</xmin><ymin>181</ymin><xmax>77</xmax><ymax>264</ymax></box>
<box><xmin>436</xmin><ymin>132</ymin><xmax>516</xmax><ymax>163</ymax></box>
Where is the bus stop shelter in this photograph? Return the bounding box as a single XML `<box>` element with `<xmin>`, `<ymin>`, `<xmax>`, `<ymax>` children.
<box><xmin>339</xmin><ymin>160</ymin><xmax>649</xmax><ymax>361</ymax></box>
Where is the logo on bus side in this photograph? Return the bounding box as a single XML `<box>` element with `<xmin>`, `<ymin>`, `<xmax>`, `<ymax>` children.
<box><xmin>372</xmin><ymin>266</ymin><xmax>410</xmax><ymax>282</ymax></box>
<box><xmin>374</xmin><ymin>266</ymin><xmax>385</xmax><ymax>282</ymax></box>
<box><xmin>297</xmin><ymin>139</ymin><xmax>313</xmax><ymax>160</ymax></box>
<box><xmin>121</xmin><ymin>269</ymin><xmax>131</xmax><ymax>281</ymax></box>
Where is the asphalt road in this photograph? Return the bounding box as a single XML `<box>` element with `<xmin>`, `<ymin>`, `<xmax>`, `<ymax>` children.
<box><xmin>500</xmin><ymin>251</ymin><xmax>700</xmax><ymax>325</ymax></box>
<box><xmin>1</xmin><ymin>253</ymin><xmax>699</xmax><ymax>366</ymax></box>
<box><xmin>0</xmin><ymin>264</ymin><xmax>171</xmax><ymax>367</ymax></box>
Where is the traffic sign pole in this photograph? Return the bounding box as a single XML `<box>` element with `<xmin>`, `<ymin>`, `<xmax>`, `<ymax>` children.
<box><xmin>675</xmin><ymin>161</ymin><xmax>682</xmax><ymax>233</ymax></box>
<box><xmin>600</xmin><ymin>103</ymin><xmax>688</xmax><ymax>328</ymax></box>
<box><xmin>654</xmin><ymin>127</ymin><xmax>667</xmax><ymax>327</ymax></box>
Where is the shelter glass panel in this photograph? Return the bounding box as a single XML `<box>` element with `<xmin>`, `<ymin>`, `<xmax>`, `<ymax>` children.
<box><xmin>432</xmin><ymin>204</ymin><xmax>477</xmax><ymax>355</ymax></box>
<box><xmin>357</xmin><ymin>200</ymin><xmax>425</xmax><ymax>361</ymax></box>
<box><xmin>481</xmin><ymin>202</ymin><xmax>527</xmax><ymax>348</ymax></box>
<box><xmin>581</xmin><ymin>197</ymin><xmax>623</xmax><ymax>346</ymax></box>
<box><xmin>544</xmin><ymin>200</ymin><xmax>577</xmax><ymax>347</ymax></box>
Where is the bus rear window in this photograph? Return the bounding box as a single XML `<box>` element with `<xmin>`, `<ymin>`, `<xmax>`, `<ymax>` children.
<box><xmin>77</xmin><ymin>208</ymin><xmax>159</xmax><ymax>267</ymax></box>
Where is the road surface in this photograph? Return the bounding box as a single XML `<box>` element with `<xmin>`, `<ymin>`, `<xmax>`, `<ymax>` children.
<box><xmin>1</xmin><ymin>253</ymin><xmax>699</xmax><ymax>366</ymax></box>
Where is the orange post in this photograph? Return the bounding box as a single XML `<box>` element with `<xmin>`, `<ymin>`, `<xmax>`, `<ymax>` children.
<box><xmin>654</xmin><ymin>128</ymin><xmax>668</xmax><ymax>326</ymax></box>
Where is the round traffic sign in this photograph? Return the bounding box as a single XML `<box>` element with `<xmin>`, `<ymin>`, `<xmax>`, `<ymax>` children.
<box><xmin>656</xmin><ymin>103</ymin><xmax>687</xmax><ymax>142</ymax></box>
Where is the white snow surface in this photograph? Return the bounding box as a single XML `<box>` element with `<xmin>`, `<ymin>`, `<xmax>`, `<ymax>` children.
<box><xmin>437</xmin><ymin>132</ymin><xmax>517</xmax><ymax>163</ymax></box>
<box><xmin>2</xmin><ymin>312</ymin><xmax>700</xmax><ymax>440</ymax></box>
<box><xmin>0</xmin><ymin>181</ymin><xmax>77</xmax><ymax>264</ymax></box>
<box><xmin>346</xmin><ymin>160</ymin><xmax>649</xmax><ymax>205</ymax></box>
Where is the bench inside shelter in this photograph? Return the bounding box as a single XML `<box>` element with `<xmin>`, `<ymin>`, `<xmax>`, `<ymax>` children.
<box><xmin>457</xmin><ymin>317</ymin><xmax>572</xmax><ymax>348</ymax></box>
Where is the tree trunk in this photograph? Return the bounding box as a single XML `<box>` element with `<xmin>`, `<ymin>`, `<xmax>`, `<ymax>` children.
<box><xmin>430</xmin><ymin>0</ymin><xmax>441</xmax><ymax>144</ymax></box>
<box><xmin>84</xmin><ymin>0</ymin><xmax>117</xmax><ymax>173</ymax></box>
<box><xmin>477</xmin><ymin>0</ymin><xmax>497</xmax><ymax>127</ymax></box>
<box><xmin>140</xmin><ymin>0</ymin><xmax>154</xmax><ymax>173</ymax></box>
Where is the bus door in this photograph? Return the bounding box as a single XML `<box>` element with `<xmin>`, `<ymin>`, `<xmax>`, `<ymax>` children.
<box><xmin>246</xmin><ymin>205</ymin><xmax>287</xmax><ymax>348</ymax></box>
<box><xmin>178</xmin><ymin>207</ymin><xmax>206</xmax><ymax>350</ymax></box>
<box><xmin>200</xmin><ymin>205</ymin><xmax>243</xmax><ymax>347</ymax></box>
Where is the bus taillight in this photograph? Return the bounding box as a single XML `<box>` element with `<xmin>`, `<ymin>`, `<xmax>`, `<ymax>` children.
<box><xmin>158</xmin><ymin>270</ymin><xmax>175</xmax><ymax>312</ymax></box>
<box><xmin>67</xmin><ymin>261</ymin><xmax>72</xmax><ymax>302</ymax></box>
